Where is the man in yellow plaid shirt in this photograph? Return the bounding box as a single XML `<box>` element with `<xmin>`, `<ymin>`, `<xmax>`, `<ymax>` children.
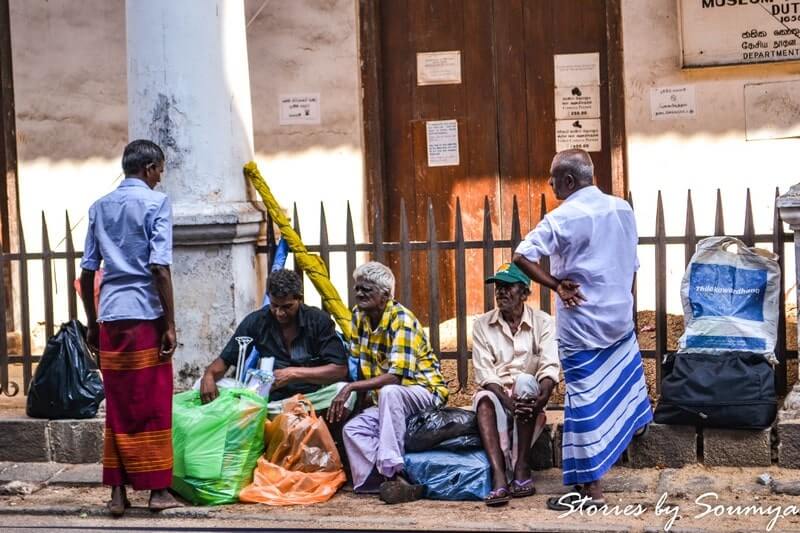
<box><xmin>328</xmin><ymin>261</ymin><xmax>448</xmax><ymax>504</ymax></box>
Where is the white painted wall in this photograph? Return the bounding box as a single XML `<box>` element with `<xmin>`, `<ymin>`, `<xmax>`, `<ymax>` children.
<box><xmin>622</xmin><ymin>0</ymin><xmax>800</xmax><ymax>314</ymax></box>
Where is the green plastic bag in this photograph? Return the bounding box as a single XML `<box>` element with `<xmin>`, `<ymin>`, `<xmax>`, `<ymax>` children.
<box><xmin>172</xmin><ymin>388</ymin><xmax>267</xmax><ymax>505</ymax></box>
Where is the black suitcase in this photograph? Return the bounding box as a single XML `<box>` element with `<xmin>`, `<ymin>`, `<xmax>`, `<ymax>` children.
<box><xmin>653</xmin><ymin>351</ymin><xmax>776</xmax><ymax>429</ymax></box>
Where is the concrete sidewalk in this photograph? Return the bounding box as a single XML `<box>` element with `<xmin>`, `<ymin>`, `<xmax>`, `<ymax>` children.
<box><xmin>4</xmin><ymin>463</ymin><xmax>800</xmax><ymax>532</ymax></box>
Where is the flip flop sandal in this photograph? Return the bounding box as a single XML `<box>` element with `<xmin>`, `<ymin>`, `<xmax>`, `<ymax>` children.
<box><xmin>509</xmin><ymin>479</ymin><xmax>536</xmax><ymax>498</ymax></box>
<box><xmin>484</xmin><ymin>487</ymin><xmax>512</xmax><ymax>507</ymax></box>
<box><xmin>634</xmin><ymin>423</ymin><xmax>649</xmax><ymax>439</ymax></box>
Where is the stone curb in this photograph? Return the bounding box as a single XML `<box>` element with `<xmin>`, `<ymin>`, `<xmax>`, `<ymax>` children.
<box><xmin>0</xmin><ymin>505</ymin><xmax>214</xmax><ymax>519</ymax></box>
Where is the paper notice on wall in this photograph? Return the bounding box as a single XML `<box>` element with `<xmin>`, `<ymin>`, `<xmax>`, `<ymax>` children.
<box><xmin>650</xmin><ymin>85</ymin><xmax>696</xmax><ymax>120</ymax></box>
<box><xmin>426</xmin><ymin>120</ymin><xmax>460</xmax><ymax>167</ymax></box>
<box><xmin>417</xmin><ymin>51</ymin><xmax>462</xmax><ymax>86</ymax></box>
<box><xmin>279</xmin><ymin>93</ymin><xmax>321</xmax><ymax>125</ymax></box>
<box><xmin>555</xmin><ymin>85</ymin><xmax>600</xmax><ymax>119</ymax></box>
<box><xmin>554</xmin><ymin>53</ymin><xmax>600</xmax><ymax>87</ymax></box>
<box><xmin>555</xmin><ymin>119</ymin><xmax>601</xmax><ymax>152</ymax></box>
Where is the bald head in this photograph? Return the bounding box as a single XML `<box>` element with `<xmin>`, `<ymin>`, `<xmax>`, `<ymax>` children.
<box><xmin>549</xmin><ymin>149</ymin><xmax>594</xmax><ymax>200</ymax></box>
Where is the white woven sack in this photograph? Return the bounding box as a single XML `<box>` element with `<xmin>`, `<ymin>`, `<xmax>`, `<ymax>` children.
<box><xmin>678</xmin><ymin>236</ymin><xmax>780</xmax><ymax>361</ymax></box>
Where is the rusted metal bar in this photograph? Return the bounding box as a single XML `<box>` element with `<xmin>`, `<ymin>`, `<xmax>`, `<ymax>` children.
<box><xmin>345</xmin><ymin>202</ymin><xmax>356</xmax><ymax>309</ymax></box>
<box><xmin>292</xmin><ymin>203</ymin><xmax>304</xmax><ymax>287</ymax></box>
<box><xmin>65</xmin><ymin>211</ymin><xmax>77</xmax><ymax>320</ymax></box>
<box><xmin>538</xmin><ymin>194</ymin><xmax>551</xmax><ymax>315</ymax></box>
<box><xmin>41</xmin><ymin>212</ymin><xmax>54</xmax><ymax>342</ymax></box>
<box><xmin>18</xmin><ymin>213</ymin><xmax>31</xmax><ymax>392</ymax></box>
<box><xmin>398</xmin><ymin>198</ymin><xmax>411</xmax><ymax>306</ymax></box>
<box><xmin>655</xmin><ymin>192</ymin><xmax>667</xmax><ymax>393</ymax></box>
<box><xmin>743</xmin><ymin>188</ymin><xmax>755</xmax><ymax>247</ymax></box>
<box><xmin>714</xmin><ymin>189</ymin><xmax>725</xmax><ymax>236</ymax></box>
<box><xmin>454</xmin><ymin>198</ymin><xmax>467</xmax><ymax>392</ymax></box>
<box><xmin>426</xmin><ymin>199</ymin><xmax>440</xmax><ymax>355</ymax></box>
<box><xmin>773</xmin><ymin>187</ymin><xmax>788</xmax><ymax>396</ymax></box>
<box><xmin>684</xmin><ymin>190</ymin><xmax>696</xmax><ymax>267</ymax></box>
<box><xmin>482</xmin><ymin>196</ymin><xmax>494</xmax><ymax>313</ymax></box>
<box><xmin>265</xmin><ymin>212</ymin><xmax>276</xmax><ymax>271</ymax></box>
<box><xmin>373</xmin><ymin>199</ymin><xmax>385</xmax><ymax>264</ymax></box>
<box><xmin>319</xmin><ymin>202</ymin><xmax>330</xmax><ymax>271</ymax></box>
<box><xmin>510</xmin><ymin>195</ymin><xmax>521</xmax><ymax>252</ymax></box>
<box><xmin>0</xmin><ymin>247</ymin><xmax>8</xmax><ymax>395</ymax></box>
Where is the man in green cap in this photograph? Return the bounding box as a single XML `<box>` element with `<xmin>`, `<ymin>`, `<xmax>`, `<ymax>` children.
<box><xmin>471</xmin><ymin>262</ymin><xmax>560</xmax><ymax>506</ymax></box>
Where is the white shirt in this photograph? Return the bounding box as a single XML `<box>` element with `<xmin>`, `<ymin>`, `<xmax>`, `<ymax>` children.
<box><xmin>515</xmin><ymin>186</ymin><xmax>638</xmax><ymax>353</ymax></box>
<box><xmin>471</xmin><ymin>305</ymin><xmax>560</xmax><ymax>388</ymax></box>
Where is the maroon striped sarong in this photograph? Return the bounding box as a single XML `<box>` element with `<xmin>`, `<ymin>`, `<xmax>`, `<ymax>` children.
<box><xmin>99</xmin><ymin>319</ymin><xmax>173</xmax><ymax>490</ymax></box>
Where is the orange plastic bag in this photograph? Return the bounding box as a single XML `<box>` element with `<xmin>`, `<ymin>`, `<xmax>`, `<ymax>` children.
<box><xmin>238</xmin><ymin>395</ymin><xmax>346</xmax><ymax>505</ymax></box>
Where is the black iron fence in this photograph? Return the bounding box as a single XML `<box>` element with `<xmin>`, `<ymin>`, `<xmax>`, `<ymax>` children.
<box><xmin>0</xmin><ymin>188</ymin><xmax>795</xmax><ymax>398</ymax></box>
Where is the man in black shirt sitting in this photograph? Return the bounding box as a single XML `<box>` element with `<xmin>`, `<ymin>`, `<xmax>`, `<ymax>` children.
<box><xmin>199</xmin><ymin>269</ymin><xmax>354</xmax><ymax>424</ymax></box>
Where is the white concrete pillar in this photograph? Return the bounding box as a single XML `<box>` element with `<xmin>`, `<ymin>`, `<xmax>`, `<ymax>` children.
<box><xmin>778</xmin><ymin>185</ymin><xmax>800</xmax><ymax>388</ymax></box>
<box><xmin>126</xmin><ymin>0</ymin><xmax>264</xmax><ymax>386</ymax></box>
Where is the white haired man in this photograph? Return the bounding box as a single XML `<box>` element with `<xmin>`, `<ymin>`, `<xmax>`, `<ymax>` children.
<box><xmin>328</xmin><ymin>261</ymin><xmax>449</xmax><ymax>504</ymax></box>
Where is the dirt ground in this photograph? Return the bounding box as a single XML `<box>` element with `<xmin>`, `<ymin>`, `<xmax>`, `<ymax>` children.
<box><xmin>4</xmin><ymin>465</ymin><xmax>800</xmax><ymax>532</ymax></box>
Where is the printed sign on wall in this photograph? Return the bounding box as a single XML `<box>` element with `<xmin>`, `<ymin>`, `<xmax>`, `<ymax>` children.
<box><xmin>426</xmin><ymin>120</ymin><xmax>460</xmax><ymax>167</ymax></box>
<box><xmin>679</xmin><ymin>0</ymin><xmax>800</xmax><ymax>67</ymax></box>
<box><xmin>555</xmin><ymin>85</ymin><xmax>600</xmax><ymax>120</ymax></box>
<box><xmin>555</xmin><ymin>119</ymin><xmax>601</xmax><ymax>152</ymax></box>
<box><xmin>553</xmin><ymin>53</ymin><xmax>600</xmax><ymax>87</ymax></box>
<box><xmin>279</xmin><ymin>93</ymin><xmax>321</xmax><ymax>125</ymax></box>
<box><xmin>650</xmin><ymin>85</ymin><xmax>697</xmax><ymax>120</ymax></box>
<box><xmin>417</xmin><ymin>51</ymin><xmax>462</xmax><ymax>86</ymax></box>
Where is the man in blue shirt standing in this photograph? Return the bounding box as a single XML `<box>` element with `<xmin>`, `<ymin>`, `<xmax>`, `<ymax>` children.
<box><xmin>80</xmin><ymin>139</ymin><xmax>180</xmax><ymax>516</ymax></box>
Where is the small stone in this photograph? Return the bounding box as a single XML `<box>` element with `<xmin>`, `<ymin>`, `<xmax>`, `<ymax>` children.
<box><xmin>0</xmin><ymin>481</ymin><xmax>40</xmax><ymax>496</ymax></box>
<box><xmin>757</xmin><ymin>473</ymin><xmax>773</xmax><ymax>486</ymax></box>
<box><xmin>79</xmin><ymin>512</ymin><xmax>87</xmax><ymax>518</ymax></box>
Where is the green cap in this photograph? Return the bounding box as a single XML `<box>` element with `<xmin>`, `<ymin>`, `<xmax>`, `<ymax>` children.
<box><xmin>485</xmin><ymin>262</ymin><xmax>531</xmax><ymax>287</ymax></box>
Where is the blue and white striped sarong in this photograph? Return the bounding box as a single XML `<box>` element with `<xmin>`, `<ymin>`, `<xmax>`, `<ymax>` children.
<box><xmin>561</xmin><ymin>331</ymin><xmax>653</xmax><ymax>485</ymax></box>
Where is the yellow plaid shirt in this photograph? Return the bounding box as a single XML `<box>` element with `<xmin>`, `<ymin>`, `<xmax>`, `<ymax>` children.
<box><xmin>350</xmin><ymin>300</ymin><xmax>449</xmax><ymax>405</ymax></box>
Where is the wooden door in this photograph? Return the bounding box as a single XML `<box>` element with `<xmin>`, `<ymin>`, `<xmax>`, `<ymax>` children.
<box><xmin>363</xmin><ymin>0</ymin><xmax>625</xmax><ymax>322</ymax></box>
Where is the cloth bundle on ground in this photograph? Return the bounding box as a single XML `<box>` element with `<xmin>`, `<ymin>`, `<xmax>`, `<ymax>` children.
<box><xmin>678</xmin><ymin>236</ymin><xmax>780</xmax><ymax>359</ymax></box>
<box><xmin>26</xmin><ymin>320</ymin><xmax>104</xmax><ymax>419</ymax></box>
<box><xmin>403</xmin><ymin>449</ymin><xmax>491</xmax><ymax>501</ymax></box>
<box><xmin>171</xmin><ymin>388</ymin><xmax>267</xmax><ymax>505</ymax></box>
<box><xmin>239</xmin><ymin>395</ymin><xmax>345</xmax><ymax>505</ymax></box>
<box><xmin>654</xmin><ymin>351</ymin><xmax>776</xmax><ymax>429</ymax></box>
<box><xmin>404</xmin><ymin>406</ymin><xmax>480</xmax><ymax>452</ymax></box>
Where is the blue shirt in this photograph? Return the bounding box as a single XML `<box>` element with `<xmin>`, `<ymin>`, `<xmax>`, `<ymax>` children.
<box><xmin>80</xmin><ymin>177</ymin><xmax>173</xmax><ymax>322</ymax></box>
<box><xmin>515</xmin><ymin>186</ymin><xmax>639</xmax><ymax>353</ymax></box>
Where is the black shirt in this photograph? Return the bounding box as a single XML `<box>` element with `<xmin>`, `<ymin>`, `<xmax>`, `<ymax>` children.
<box><xmin>219</xmin><ymin>304</ymin><xmax>347</xmax><ymax>400</ymax></box>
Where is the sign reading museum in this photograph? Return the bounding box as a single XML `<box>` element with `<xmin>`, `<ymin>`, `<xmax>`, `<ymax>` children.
<box><xmin>679</xmin><ymin>0</ymin><xmax>800</xmax><ymax>67</ymax></box>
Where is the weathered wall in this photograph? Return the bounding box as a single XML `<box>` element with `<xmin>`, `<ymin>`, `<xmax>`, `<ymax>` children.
<box><xmin>8</xmin><ymin>0</ymin><xmax>364</xmax><ymax>353</ymax></box>
<box><xmin>622</xmin><ymin>0</ymin><xmax>800</xmax><ymax>313</ymax></box>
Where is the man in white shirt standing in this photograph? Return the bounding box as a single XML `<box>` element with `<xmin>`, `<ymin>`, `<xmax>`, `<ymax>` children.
<box><xmin>472</xmin><ymin>262</ymin><xmax>560</xmax><ymax>506</ymax></box>
<box><xmin>513</xmin><ymin>149</ymin><xmax>652</xmax><ymax>510</ymax></box>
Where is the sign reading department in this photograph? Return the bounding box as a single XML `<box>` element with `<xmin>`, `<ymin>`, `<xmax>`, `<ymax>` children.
<box><xmin>679</xmin><ymin>0</ymin><xmax>800</xmax><ymax>67</ymax></box>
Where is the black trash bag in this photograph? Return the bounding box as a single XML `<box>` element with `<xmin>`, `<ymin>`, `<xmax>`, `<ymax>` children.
<box><xmin>405</xmin><ymin>407</ymin><xmax>478</xmax><ymax>452</ymax></box>
<box><xmin>26</xmin><ymin>320</ymin><xmax>105</xmax><ymax>419</ymax></box>
<box><xmin>434</xmin><ymin>434</ymin><xmax>482</xmax><ymax>452</ymax></box>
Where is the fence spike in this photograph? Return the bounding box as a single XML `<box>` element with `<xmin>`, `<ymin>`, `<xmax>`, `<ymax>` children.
<box><xmin>265</xmin><ymin>212</ymin><xmax>277</xmax><ymax>271</ymax></box>
<box><xmin>482</xmin><ymin>196</ymin><xmax>494</xmax><ymax>313</ymax></box>
<box><xmin>655</xmin><ymin>192</ymin><xmax>667</xmax><ymax>393</ymax></box>
<box><xmin>773</xmin><ymin>187</ymin><xmax>788</xmax><ymax>395</ymax></box>
<box><xmin>627</xmin><ymin>190</ymin><xmax>634</xmax><ymax>209</ymax></box>
<box><xmin>426</xmin><ymin>199</ymin><xmax>440</xmax><ymax>356</ymax></box>
<box><xmin>743</xmin><ymin>188</ymin><xmax>755</xmax><ymax>247</ymax></box>
<box><xmin>292</xmin><ymin>203</ymin><xmax>304</xmax><ymax>285</ymax></box>
<box><xmin>684</xmin><ymin>190</ymin><xmax>696</xmax><ymax>267</ymax></box>
<box><xmin>399</xmin><ymin>198</ymin><xmax>411</xmax><ymax>306</ymax></box>
<box><xmin>510</xmin><ymin>195</ymin><xmax>521</xmax><ymax>253</ymax></box>
<box><xmin>714</xmin><ymin>189</ymin><xmax>725</xmax><ymax>236</ymax></box>
<box><xmin>454</xmin><ymin>198</ymin><xmax>468</xmax><ymax>392</ymax></box>
<box><xmin>319</xmin><ymin>202</ymin><xmax>330</xmax><ymax>270</ymax></box>
<box><xmin>41</xmin><ymin>212</ymin><xmax>55</xmax><ymax>342</ymax></box>
<box><xmin>65</xmin><ymin>211</ymin><xmax>77</xmax><ymax>320</ymax></box>
<box><xmin>538</xmin><ymin>194</ymin><xmax>551</xmax><ymax>314</ymax></box>
<box><xmin>345</xmin><ymin>202</ymin><xmax>356</xmax><ymax>309</ymax></box>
